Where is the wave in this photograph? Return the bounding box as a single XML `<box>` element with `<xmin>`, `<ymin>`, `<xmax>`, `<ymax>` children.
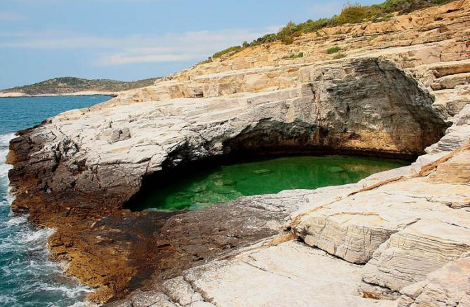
<box><xmin>0</xmin><ymin>132</ymin><xmax>93</xmax><ymax>307</ymax></box>
<box><xmin>0</xmin><ymin>133</ymin><xmax>14</xmax><ymax>186</ymax></box>
<box><xmin>0</xmin><ymin>294</ymin><xmax>18</xmax><ymax>305</ymax></box>
<box><xmin>0</xmin><ymin>132</ymin><xmax>15</xmax><ymax>158</ymax></box>
<box><xmin>41</xmin><ymin>285</ymin><xmax>94</xmax><ymax>299</ymax></box>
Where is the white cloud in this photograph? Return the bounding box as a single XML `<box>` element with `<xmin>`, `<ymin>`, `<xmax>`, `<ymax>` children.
<box><xmin>0</xmin><ymin>27</ymin><xmax>275</xmax><ymax>66</ymax></box>
<box><xmin>99</xmin><ymin>53</ymin><xmax>206</xmax><ymax>65</ymax></box>
<box><xmin>0</xmin><ymin>12</ymin><xmax>25</xmax><ymax>21</ymax></box>
<box><xmin>95</xmin><ymin>28</ymin><xmax>272</xmax><ymax>66</ymax></box>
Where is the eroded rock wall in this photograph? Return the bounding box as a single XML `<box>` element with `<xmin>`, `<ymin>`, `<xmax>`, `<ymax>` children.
<box><xmin>8</xmin><ymin>58</ymin><xmax>446</xmax><ymax>223</ymax></box>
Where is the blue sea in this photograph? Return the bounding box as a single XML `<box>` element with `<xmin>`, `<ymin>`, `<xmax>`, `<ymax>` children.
<box><xmin>0</xmin><ymin>96</ymin><xmax>112</xmax><ymax>307</ymax></box>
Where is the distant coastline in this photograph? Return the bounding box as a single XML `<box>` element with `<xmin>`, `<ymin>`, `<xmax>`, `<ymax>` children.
<box><xmin>0</xmin><ymin>76</ymin><xmax>158</xmax><ymax>99</ymax></box>
<box><xmin>0</xmin><ymin>91</ymin><xmax>117</xmax><ymax>98</ymax></box>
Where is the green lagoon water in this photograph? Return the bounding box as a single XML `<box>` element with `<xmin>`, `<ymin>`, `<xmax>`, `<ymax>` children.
<box><xmin>0</xmin><ymin>95</ymin><xmax>112</xmax><ymax>307</ymax></box>
<box><xmin>138</xmin><ymin>155</ymin><xmax>409</xmax><ymax>211</ymax></box>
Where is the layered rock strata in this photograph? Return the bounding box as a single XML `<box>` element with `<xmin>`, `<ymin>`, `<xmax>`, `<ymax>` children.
<box><xmin>7</xmin><ymin>0</ymin><xmax>470</xmax><ymax>305</ymax></box>
<box><xmin>107</xmin><ymin>109</ymin><xmax>470</xmax><ymax>307</ymax></box>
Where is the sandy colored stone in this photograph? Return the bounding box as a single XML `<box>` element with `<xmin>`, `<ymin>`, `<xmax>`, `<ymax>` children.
<box><xmin>362</xmin><ymin>219</ymin><xmax>470</xmax><ymax>292</ymax></box>
<box><xmin>182</xmin><ymin>241</ymin><xmax>396</xmax><ymax>307</ymax></box>
<box><xmin>398</xmin><ymin>256</ymin><xmax>470</xmax><ymax>307</ymax></box>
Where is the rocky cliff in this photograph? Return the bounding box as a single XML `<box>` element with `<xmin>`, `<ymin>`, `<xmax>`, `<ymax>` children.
<box><xmin>7</xmin><ymin>0</ymin><xmax>470</xmax><ymax>305</ymax></box>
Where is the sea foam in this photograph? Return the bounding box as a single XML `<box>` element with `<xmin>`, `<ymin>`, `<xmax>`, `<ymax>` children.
<box><xmin>0</xmin><ymin>132</ymin><xmax>92</xmax><ymax>307</ymax></box>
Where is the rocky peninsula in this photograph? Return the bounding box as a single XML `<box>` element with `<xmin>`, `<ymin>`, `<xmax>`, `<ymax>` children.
<box><xmin>0</xmin><ymin>77</ymin><xmax>158</xmax><ymax>98</ymax></box>
<box><xmin>7</xmin><ymin>0</ymin><xmax>470</xmax><ymax>306</ymax></box>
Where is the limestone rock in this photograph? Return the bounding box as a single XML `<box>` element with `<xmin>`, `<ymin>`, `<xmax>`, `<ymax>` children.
<box><xmin>398</xmin><ymin>256</ymin><xmax>470</xmax><ymax>307</ymax></box>
<box><xmin>107</xmin><ymin>290</ymin><xmax>176</xmax><ymax>307</ymax></box>
<box><xmin>362</xmin><ymin>219</ymin><xmax>470</xmax><ymax>292</ymax></box>
<box><xmin>161</xmin><ymin>277</ymin><xmax>203</xmax><ymax>306</ymax></box>
<box><xmin>182</xmin><ymin>241</ymin><xmax>396</xmax><ymax>307</ymax></box>
<box><xmin>294</xmin><ymin>176</ymin><xmax>470</xmax><ymax>264</ymax></box>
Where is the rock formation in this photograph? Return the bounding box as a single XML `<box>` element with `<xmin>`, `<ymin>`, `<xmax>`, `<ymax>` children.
<box><xmin>7</xmin><ymin>0</ymin><xmax>470</xmax><ymax>305</ymax></box>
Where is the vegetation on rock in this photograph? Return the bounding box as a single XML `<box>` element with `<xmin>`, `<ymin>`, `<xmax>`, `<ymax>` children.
<box><xmin>334</xmin><ymin>53</ymin><xmax>347</xmax><ymax>59</ymax></box>
<box><xmin>327</xmin><ymin>46</ymin><xmax>342</xmax><ymax>54</ymax></box>
<box><xmin>212</xmin><ymin>46</ymin><xmax>243</xmax><ymax>59</ymax></box>
<box><xmin>211</xmin><ymin>0</ymin><xmax>456</xmax><ymax>59</ymax></box>
<box><xmin>287</xmin><ymin>52</ymin><xmax>304</xmax><ymax>59</ymax></box>
<box><xmin>1</xmin><ymin>77</ymin><xmax>159</xmax><ymax>95</ymax></box>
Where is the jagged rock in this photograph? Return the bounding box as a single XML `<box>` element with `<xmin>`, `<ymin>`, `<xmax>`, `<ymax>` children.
<box><xmin>7</xmin><ymin>57</ymin><xmax>448</xmax><ymax>301</ymax></box>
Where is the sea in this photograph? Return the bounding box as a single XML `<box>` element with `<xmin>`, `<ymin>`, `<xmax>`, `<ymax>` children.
<box><xmin>0</xmin><ymin>95</ymin><xmax>112</xmax><ymax>307</ymax></box>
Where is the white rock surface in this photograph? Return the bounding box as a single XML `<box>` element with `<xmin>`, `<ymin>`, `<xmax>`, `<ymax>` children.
<box><xmin>182</xmin><ymin>241</ymin><xmax>396</xmax><ymax>307</ymax></box>
<box><xmin>398</xmin><ymin>256</ymin><xmax>470</xmax><ymax>307</ymax></box>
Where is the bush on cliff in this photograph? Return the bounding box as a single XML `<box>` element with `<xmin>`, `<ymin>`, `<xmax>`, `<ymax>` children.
<box><xmin>327</xmin><ymin>46</ymin><xmax>341</xmax><ymax>54</ymax></box>
<box><xmin>286</xmin><ymin>52</ymin><xmax>304</xmax><ymax>59</ymax></box>
<box><xmin>380</xmin><ymin>0</ymin><xmax>455</xmax><ymax>13</ymax></box>
<box><xmin>336</xmin><ymin>3</ymin><xmax>370</xmax><ymax>24</ymax></box>
<box><xmin>212</xmin><ymin>46</ymin><xmax>243</xmax><ymax>59</ymax></box>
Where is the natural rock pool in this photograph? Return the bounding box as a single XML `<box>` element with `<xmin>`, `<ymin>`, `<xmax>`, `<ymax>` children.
<box><xmin>131</xmin><ymin>155</ymin><xmax>409</xmax><ymax>211</ymax></box>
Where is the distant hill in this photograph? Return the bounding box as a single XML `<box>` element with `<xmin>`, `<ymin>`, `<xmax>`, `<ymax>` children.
<box><xmin>0</xmin><ymin>77</ymin><xmax>159</xmax><ymax>96</ymax></box>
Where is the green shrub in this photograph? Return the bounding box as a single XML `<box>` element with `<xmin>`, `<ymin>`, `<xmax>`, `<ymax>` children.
<box><xmin>337</xmin><ymin>3</ymin><xmax>370</xmax><ymax>24</ymax></box>
<box><xmin>380</xmin><ymin>0</ymin><xmax>454</xmax><ymax>14</ymax></box>
<box><xmin>369</xmin><ymin>34</ymin><xmax>379</xmax><ymax>41</ymax></box>
<box><xmin>288</xmin><ymin>52</ymin><xmax>304</xmax><ymax>59</ymax></box>
<box><xmin>250</xmin><ymin>33</ymin><xmax>277</xmax><ymax>46</ymax></box>
<box><xmin>277</xmin><ymin>21</ymin><xmax>299</xmax><ymax>45</ymax></box>
<box><xmin>334</xmin><ymin>53</ymin><xmax>347</xmax><ymax>59</ymax></box>
<box><xmin>327</xmin><ymin>46</ymin><xmax>341</xmax><ymax>54</ymax></box>
<box><xmin>212</xmin><ymin>46</ymin><xmax>242</xmax><ymax>59</ymax></box>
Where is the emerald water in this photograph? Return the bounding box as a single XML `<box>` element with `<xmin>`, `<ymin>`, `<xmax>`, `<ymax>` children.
<box><xmin>0</xmin><ymin>95</ymin><xmax>112</xmax><ymax>307</ymax></box>
<box><xmin>136</xmin><ymin>155</ymin><xmax>408</xmax><ymax>211</ymax></box>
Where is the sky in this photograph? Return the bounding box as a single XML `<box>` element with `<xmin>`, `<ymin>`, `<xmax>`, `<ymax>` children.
<box><xmin>0</xmin><ymin>0</ymin><xmax>382</xmax><ymax>90</ymax></box>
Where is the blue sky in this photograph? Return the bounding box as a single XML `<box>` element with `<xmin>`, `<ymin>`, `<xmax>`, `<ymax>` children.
<box><xmin>0</xmin><ymin>0</ymin><xmax>381</xmax><ymax>89</ymax></box>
